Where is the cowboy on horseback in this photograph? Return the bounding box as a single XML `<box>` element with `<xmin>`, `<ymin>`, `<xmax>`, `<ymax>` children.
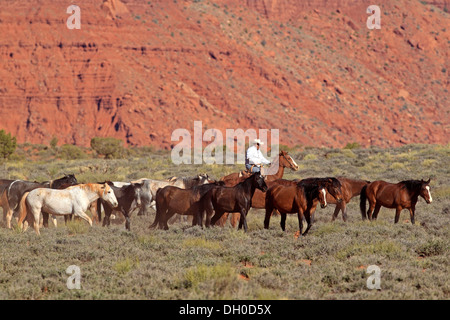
<box><xmin>245</xmin><ymin>139</ymin><xmax>271</xmax><ymax>173</ymax></box>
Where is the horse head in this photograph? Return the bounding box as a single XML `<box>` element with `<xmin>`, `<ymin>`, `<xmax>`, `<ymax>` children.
<box><xmin>324</xmin><ymin>177</ymin><xmax>343</xmax><ymax>203</ymax></box>
<box><xmin>420</xmin><ymin>178</ymin><xmax>432</xmax><ymax>204</ymax></box>
<box><xmin>252</xmin><ymin>172</ymin><xmax>268</xmax><ymax>192</ymax></box>
<box><xmin>130</xmin><ymin>182</ymin><xmax>145</xmax><ymax>207</ymax></box>
<box><xmin>100</xmin><ymin>183</ymin><xmax>119</xmax><ymax>208</ymax></box>
<box><xmin>318</xmin><ymin>185</ymin><xmax>328</xmax><ymax>208</ymax></box>
<box><xmin>279</xmin><ymin>151</ymin><xmax>299</xmax><ymax>171</ymax></box>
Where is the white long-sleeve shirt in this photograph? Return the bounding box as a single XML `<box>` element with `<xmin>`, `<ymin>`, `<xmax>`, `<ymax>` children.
<box><xmin>246</xmin><ymin>145</ymin><xmax>270</xmax><ymax>166</ymax></box>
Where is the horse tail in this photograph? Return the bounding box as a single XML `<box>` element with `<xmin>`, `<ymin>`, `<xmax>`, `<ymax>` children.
<box><xmin>17</xmin><ymin>191</ymin><xmax>30</xmax><ymax>230</ymax></box>
<box><xmin>359</xmin><ymin>185</ymin><xmax>368</xmax><ymax>220</ymax></box>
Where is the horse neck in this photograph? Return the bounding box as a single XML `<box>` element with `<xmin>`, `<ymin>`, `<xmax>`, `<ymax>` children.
<box><xmin>80</xmin><ymin>184</ymin><xmax>103</xmax><ymax>202</ymax></box>
<box><xmin>300</xmin><ymin>184</ymin><xmax>319</xmax><ymax>208</ymax></box>
<box><xmin>267</xmin><ymin>157</ymin><xmax>284</xmax><ymax>180</ymax></box>
<box><xmin>241</xmin><ymin>177</ymin><xmax>258</xmax><ymax>197</ymax></box>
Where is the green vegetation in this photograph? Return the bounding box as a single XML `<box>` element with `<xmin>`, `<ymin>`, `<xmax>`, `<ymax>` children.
<box><xmin>0</xmin><ymin>143</ymin><xmax>448</xmax><ymax>299</ymax></box>
<box><xmin>90</xmin><ymin>137</ymin><xmax>125</xmax><ymax>159</ymax></box>
<box><xmin>0</xmin><ymin>130</ymin><xmax>17</xmax><ymax>160</ymax></box>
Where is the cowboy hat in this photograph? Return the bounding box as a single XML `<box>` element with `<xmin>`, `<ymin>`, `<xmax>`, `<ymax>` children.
<box><xmin>253</xmin><ymin>139</ymin><xmax>264</xmax><ymax>145</ymax></box>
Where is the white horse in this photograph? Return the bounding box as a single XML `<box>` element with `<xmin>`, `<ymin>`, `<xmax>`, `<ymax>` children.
<box><xmin>18</xmin><ymin>183</ymin><xmax>118</xmax><ymax>235</ymax></box>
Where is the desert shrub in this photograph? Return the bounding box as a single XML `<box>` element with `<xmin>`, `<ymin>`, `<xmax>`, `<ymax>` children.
<box><xmin>416</xmin><ymin>239</ymin><xmax>446</xmax><ymax>257</ymax></box>
<box><xmin>58</xmin><ymin>144</ymin><xmax>87</xmax><ymax>160</ymax></box>
<box><xmin>344</xmin><ymin>142</ymin><xmax>361</xmax><ymax>150</ymax></box>
<box><xmin>90</xmin><ymin>137</ymin><xmax>125</xmax><ymax>159</ymax></box>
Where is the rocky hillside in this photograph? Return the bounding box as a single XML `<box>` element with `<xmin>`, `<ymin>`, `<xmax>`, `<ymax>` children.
<box><xmin>0</xmin><ymin>0</ymin><xmax>448</xmax><ymax>149</ymax></box>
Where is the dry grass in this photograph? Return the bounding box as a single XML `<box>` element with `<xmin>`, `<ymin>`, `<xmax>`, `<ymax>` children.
<box><xmin>0</xmin><ymin>144</ymin><xmax>448</xmax><ymax>299</ymax></box>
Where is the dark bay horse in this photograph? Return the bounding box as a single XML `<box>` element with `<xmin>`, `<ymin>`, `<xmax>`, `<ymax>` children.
<box><xmin>1</xmin><ymin>174</ymin><xmax>78</xmax><ymax>228</ymax></box>
<box><xmin>206</xmin><ymin>172</ymin><xmax>268</xmax><ymax>232</ymax></box>
<box><xmin>360</xmin><ymin>179</ymin><xmax>432</xmax><ymax>224</ymax></box>
<box><xmin>149</xmin><ymin>181</ymin><xmax>225</xmax><ymax>230</ymax></box>
<box><xmin>264</xmin><ymin>181</ymin><xmax>328</xmax><ymax>236</ymax></box>
<box><xmin>326</xmin><ymin>177</ymin><xmax>370</xmax><ymax>222</ymax></box>
<box><xmin>218</xmin><ymin>151</ymin><xmax>299</xmax><ymax>226</ymax></box>
<box><xmin>96</xmin><ymin>181</ymin><xmax>145</xmax><ymax>231</ymax></box>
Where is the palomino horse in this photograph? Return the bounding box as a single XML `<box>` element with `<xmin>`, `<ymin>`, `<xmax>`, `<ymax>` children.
<box><xmin>149</xmin><ymin>181</ymin><xmax>225</xmax><ymax>230</ymax></box>
<box><xmin>18</xmin><ymin>183</ymin><xmax>118</xmax><ymax>235</ymax></box>
<box><xmin>264</xmin><ymin>181</ymin><xmax>328</xmax><ymax>236</ymax></box>
<box><xmin>218</xmin><ymin>150</ymin><xmax>299</xmax><ymax>226</ymax></box>
<box><xmin>205</xmin><ymin>172</ymin><xmax>268</xmax><ymax>232</ymax></box>
<box><xmin>0</xmin><ymin>174</ymin><xmax>78</xmax><ymax>229</ymax></box>
<box><xmin>325</xmin><ymin>177</ymin><xmax>370</xmax><ymax>222</ymax></box>
<box><xmin>360</xmin><ymin>179</ymin><xmax>432</xmax><ymax>224</ymax></box>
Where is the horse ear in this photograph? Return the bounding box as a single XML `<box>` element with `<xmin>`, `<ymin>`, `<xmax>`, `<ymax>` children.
<box><xmin>426</xmin><ymin>178</ymin><xmax>431</xmax><ymax>184</ymax></box>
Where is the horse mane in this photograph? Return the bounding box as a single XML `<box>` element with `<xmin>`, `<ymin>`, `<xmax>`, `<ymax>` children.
<box><xmin>399</xmin><ymin>180</ymin><xmax>424</xmax><ymax>193</ymax></box>
<box><xmin>298</xmin><ymin>177</ymin><xmax>341</xmax><ymax>188</ymax></box>
<box><xmin>299</xmin><ymin>183</ymin><xmax>320</xmax><ymax>204</ymax></box>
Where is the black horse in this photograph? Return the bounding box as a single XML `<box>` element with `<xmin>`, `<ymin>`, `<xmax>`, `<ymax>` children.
<box><xmin>2</xmin><ymin>174</ymin><xmax>78</xmax><ymax>228</ymax></box>
<box><xmin>96</xmin><ymin>181</ymin><xmax>145</xmax><ymax>231</ymax></box>
<box><xmin>205</xmin><ymin>172</ymin><xmax>268</xmax><ymax>232</ymax></box>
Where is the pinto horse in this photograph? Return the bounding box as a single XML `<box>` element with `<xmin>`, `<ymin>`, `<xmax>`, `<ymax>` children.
<box><xmin>206</xmin><ymin>172</ymin><xmax>268</xmax><ymax>232</ymax></box>
<box><xmin>18</xmin><ymin>183</ymin><xmax>118</xmax><ymax>235</ymax></box>
<box><xmin>360</xmin><ymin>179</ymin><xmax>432</xmax><ymax>224</ymax></box>
<box><xmin>218</xmin><ymin>151</ymin><xmax>299</xmax><ymax>226</ymax></box>
<box><xmin>264</xmin><ymin>181</ymin><xmax>327</xmax><ymax>236</ymax></box>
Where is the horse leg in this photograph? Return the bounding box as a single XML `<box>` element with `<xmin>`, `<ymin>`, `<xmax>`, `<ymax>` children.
<box><xmin>302</xmin><ymin>210</ymin><xmax>312</xmax><ymax>236</ymax></box>
<box><xmin>331</xmin><ymin>204</ymin><xmax>340</xmax><ymax>222</ymax></box>
<box><xmin>124</xmin><ymin>214</ymin><xmax>131</xmax><ymax>231</ymax></box>
<box><xmin>210</xmin><ymin>210</ymin><xmax>225</xmax><ymax>226</ymax></box>
<box><xmin>297</xmin><ymin>211</ymin><xmax>303</xmax><ymax>236</ymax></box>
<box><xmin>32</xmin><ymin>210</ymin><xmax>41</xmax><ymax>236</ymax></box>
<box><xmin>238</xmin><ymin>209</ymin><xmax>248</xmax><ymax>232</ymax></box>
<box><xmin>5</xmin><ymin>207</ymin><xmax>13</xmax><ymax>229</ymax></box>
<box><xmin>231</xmin><ymin>212</ymin><xmax>240</xmax><ymax>228</ymax></box>
<box><xmin>264</xmin><ymin>203</ymin><xmax>273</xmax><ymax>229</ymax></box>
<box><xmin>280</xmin><ymin>213</ymin><xmax>287</xmax><ymax>232</ymax></box>
<box><xmin>409</xmin><ymin>206</ymin><xmax>415</xmax><ymax>225</ymax></box>
<box><xmin>75</xmin><ymin>211</ymin><xmax>93</xmax><ymax>227</ymax></box>
<box><xmin>394</xmin><ymin>207</ymin><xmax>402</xmax><ymax>224</ymax></box>
<box><xmin>372</xmin><ymin>204</ymin><xmax>381</xmax><ymax>220</ymax></box>
<box><xmin>162</xmin><ymin>210</ymin><xmax>176</xmax><ymax>230</ymax></box>
<box><xmin>64</xmin><ymin>215</ymin><xmax>72</xmax><ymax>225</ymax></box>
<box><xmin>366</xmin><ymin>202</ymin><xmax>376</xmax><ymax>221</ymax></box>
<box><xmin>342</xmin><ymin>203</ymin><xmax>348</xmax><ymax>222</ymax></box>
<box><xmin>216</xmin><ymin>212</ymin><xmax>229</xmax><ymax>227</ymax></box>
<box><xmin>42</xmin><ymin>212</ymin><xmax>49</xmax><ymax>228</ymax></box>
<box><xmin>51</xmin><ymin>215</ymin><xmax>57</xmax><ymax>228</ymax></box>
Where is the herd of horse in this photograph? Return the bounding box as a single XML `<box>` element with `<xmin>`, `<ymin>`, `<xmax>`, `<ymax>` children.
<box><xmin>0</xmin><ymin>151</ymin><xmax>433</xmax><ymax>236</ymax></box>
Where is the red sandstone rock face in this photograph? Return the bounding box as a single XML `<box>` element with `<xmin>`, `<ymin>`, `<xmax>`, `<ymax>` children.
<box><xmin>0</xmin><ymin>0</ymin><xmax>448</xmax><ymax>149</ymax></box>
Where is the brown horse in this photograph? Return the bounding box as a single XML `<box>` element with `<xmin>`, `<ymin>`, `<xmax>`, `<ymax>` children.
<box><xmin>264</xmin><ymin>181</ymin><xmax>328</xmax><ymax>236</ymax></box>
<box><xmin>218</xmin><ymin>151</ymin><xmax>299</xmax><ymax>226</ymax></box>
<box><xmin>360</xmin><ymin>179</ymin><xmax>432</xmax><ymax>224</ymax></box>
<box><xmin>325</xmin><ymin>177</ymin><xmax>370</xmax><ymax>222</ymax></box>
<box><xmin>149</xmin><ymin>181</ymin><xmax>225</xmax><ymax>230</ymax></box>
